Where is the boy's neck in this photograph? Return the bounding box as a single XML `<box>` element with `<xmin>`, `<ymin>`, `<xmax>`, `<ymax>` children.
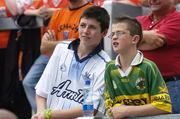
<box><xmin>77</xmin><ymin>44</ymin><xmax>95</xmax><ymax>59</ymax></box>
<box><xmin>118</xmin><ymin>50</ymin><xmax>137</xmax><ymax>72</ymax></box>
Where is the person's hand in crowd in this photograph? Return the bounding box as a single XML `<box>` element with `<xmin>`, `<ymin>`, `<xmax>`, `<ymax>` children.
<box><xmin>143</xmin><ymin>30</ymin><xmax>165</xmax><ymax>45</ymax></box>
<box><xmin>139</xmin><ymin>29</ymin><xmax>166</xmax><ymax>50</ymax></box>
<box><xmin>38</xmin><ymin>6</ymin><xmax>61</xmax><ymax>19</ymax></box>
<box><xmin>40</xmin><ymin>30</ymin><xmax>57</xmax><ymax>55</ymax></box>
<box><xmin>42</xmin><ymin>30</ymin><xmax>56</xmax><ymax>41</ymax></box>
<box><xmin>38</xmin><ymin>5</ymin><xmax>50</xmax><ymax>19</ymax></box>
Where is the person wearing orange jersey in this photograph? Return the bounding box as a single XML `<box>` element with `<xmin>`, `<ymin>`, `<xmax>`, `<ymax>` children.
<box><xmin>23</xmin><ymin>0</ymin><xmax>93</xmax><ymax>113</ymax></box>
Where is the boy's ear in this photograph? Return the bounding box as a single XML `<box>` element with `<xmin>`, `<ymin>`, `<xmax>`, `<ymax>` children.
<box><xmin>132</xmin><ymin>35</ymin><xmax>140</xmax><ymax>45</ymax></box>
<box><xmin>102</xmin><ymin>29</ymin><xmax>108</xmax><ymax>37</ymax></box>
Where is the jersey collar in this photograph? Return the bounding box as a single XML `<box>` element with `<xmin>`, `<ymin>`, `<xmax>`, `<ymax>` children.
<box><xmin>115</xmin><ymin>50</ymin><xmax>144</xmax><ymax>77</ymax></box>
<box><xmin>115</xmin><ymin>50</ymin><xmax>144</xmax><ymax>67</ymax></box>
<box><xmin>68</xmin><ymin>38</ymin><xmax>102</xmax><ymax>62</ymax></box>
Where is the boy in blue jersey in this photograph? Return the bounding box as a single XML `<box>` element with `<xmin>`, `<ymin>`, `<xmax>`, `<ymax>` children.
<box><xmin>32</xmin><ymin>6</ymin><xmax>110</xmax><ymax>119</ymax></box>
<box><xmin>104</xmin><ymin>16</ymin><xmax>172</xmax><ymax>119</ymax></box>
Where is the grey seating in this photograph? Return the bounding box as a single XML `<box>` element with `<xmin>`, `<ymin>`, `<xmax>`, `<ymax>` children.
<box><xmin>0</xmin><ymin>17</ymin><xmax>43</xmax><ymax>31</ymax></box>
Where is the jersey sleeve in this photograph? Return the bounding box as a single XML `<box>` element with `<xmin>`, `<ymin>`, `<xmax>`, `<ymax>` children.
<box><xmin>147</xmin><ymin>61</ymin><xmax>172</xmax><ymax>113</ymax></box>
<box><xmin>35</xmin><ymin>43</ymin><xmax>62</xmax><ymax>98</ymax></box>
<box><xmin>91</xmin><ymin>54</ymin><xmax>111</xmax><ymax>114</ymax></box>
<box><xmin>104</xmin><ymin>62</ymin><xmax>116</xmax><ymax>112</ymax></box>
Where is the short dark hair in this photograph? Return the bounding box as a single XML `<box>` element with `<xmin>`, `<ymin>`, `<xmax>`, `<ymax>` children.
<box><xmin>113</xmin><ymin>16</ymin><xmax>143</xmax><ymax>45</ymax></box>
<box><xmin>80</xmin><ymin>6</ymin><xmax>110</xmax><ymax>32</ymax></box>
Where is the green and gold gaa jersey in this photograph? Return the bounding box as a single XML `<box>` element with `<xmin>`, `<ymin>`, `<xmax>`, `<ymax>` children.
<box><xmin>104</xmin><ymin>58</ymin><xmax>172</xmax><ymax>113</ymax></box>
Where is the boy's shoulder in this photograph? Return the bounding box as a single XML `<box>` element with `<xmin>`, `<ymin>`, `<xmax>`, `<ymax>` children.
<box><xmin>54</xmin><ymin>40</ymin><xmax>71</xmax><ymax>53</ymax></box>
<box><xmin>56</xmin><ymin>40</ymin><xmax>71</xmax><ymax>47</ymax></box>
<box><xmin>97</xmin><ymin>50</ymin><xmax>111</xmax><ymax>62</ymax></box>
<box><xmin>140</xmin><ymin>58</ymin><xmax>158</xmax><ymax>70</ymax></box>
<box><xmin>106</xmin><ymin>60</ymin><xmax>116</xmax><ymax>68</ymax></box>
<box><xmin>142</xmin><ymin>58</ymin><xmax>156</xmax><ymax>65</ymax></box>
<box><xmin>108</xmin><ymin>60</ymin><xmax>115</xmax><ymax>64</ymax></box>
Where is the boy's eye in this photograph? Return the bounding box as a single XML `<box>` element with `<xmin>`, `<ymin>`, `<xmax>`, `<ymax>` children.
<box><xmin>80</xmin><ymin>24</ymin><xmax>86</xmax><ymax>28</ymax></box>
<box><xmin>89</xmin><ymin>25</ymin><xmax>96</xmax><ymax>30</ymax></box>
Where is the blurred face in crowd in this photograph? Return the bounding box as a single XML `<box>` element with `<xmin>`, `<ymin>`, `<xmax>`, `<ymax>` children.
<box><xmin>148</xmin><ymin>0</ymin><xmax>174</xmax><ymax>12</ymax></box>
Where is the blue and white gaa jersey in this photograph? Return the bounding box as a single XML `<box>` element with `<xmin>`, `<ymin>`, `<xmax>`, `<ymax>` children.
<box><xmin>35</xmin><ymin>40</ymin><xmax>111</xmax><ymax>114</ymax></box>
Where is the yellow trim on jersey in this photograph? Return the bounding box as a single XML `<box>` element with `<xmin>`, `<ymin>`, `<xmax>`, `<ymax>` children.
<box><xmin>151</xmin><ymin>93</ymin><xmax>172</xmax><ymax>113</ymax></box>
<box><xmin>115</xmin><ymin>93</ymin><xmax>150</xmax><ymax>105</ymax></box>
<box><xmin>112</xmin><ymin>93</ymin><xmax>171</xmax><ymax>113</ymax></box>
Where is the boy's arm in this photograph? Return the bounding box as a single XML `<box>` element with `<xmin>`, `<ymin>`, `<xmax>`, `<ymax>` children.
<box><xmin>31</xmin><ymin>95</ymin><xmax>47</xmax><ymax>119</ymax></box>
<box><xmin>110</xmin><ymin>104</ymin><xmax>167</xmax><ymax>119</ymax></box>
<box><xmin>33</xmin><ymin>106</ymin><xmax>83</xmax><ymax>119</ymax></box>
<box><xmin>51</xmin><ymin>106</ymin><xmax>83</xmax><ymax>119</ymax></box>
<box><xmin>36</xmin><ymin>95</ymin><xmax>47</xmax><ymax>114</ymax></box>
<box><xmin>32</xmin><ymin>96</ymin><xmax>83</xmax><ymax>119</ymax></box>
<box><xmin>34</xmin><ymin>96</ymin><xmax>96</xmax><ymax>118</ymax></box>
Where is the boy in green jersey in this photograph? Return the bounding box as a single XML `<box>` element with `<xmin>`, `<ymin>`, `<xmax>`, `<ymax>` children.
<box><xmin>104</xmin><ymin>16</ymin><xmax>172</xmax><ymax>118</ymax></box>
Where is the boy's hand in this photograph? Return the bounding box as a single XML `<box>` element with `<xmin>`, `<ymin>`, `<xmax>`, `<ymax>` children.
<box><xmin>110</xmin><ymin>105</ymin><xmax>129</xmax><ymax>119</ymax></box>
<box><xmin>31</xmin><ymin>113</ymin><xmax>44</xmax><ymax>119</ymax></box>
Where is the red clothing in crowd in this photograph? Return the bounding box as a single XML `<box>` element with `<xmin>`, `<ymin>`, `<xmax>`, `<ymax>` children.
<box><xmin>137</xmin><ymin>8</ymin><xmax>180</xmax><ymax>78</ymax></box>
<box><xmin>0</xmin><ymin>0</ymin><xmax>13</xmax><ymax>48</ymax></box>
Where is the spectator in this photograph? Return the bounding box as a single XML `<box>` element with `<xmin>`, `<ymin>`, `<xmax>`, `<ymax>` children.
<box><xmin>23</xmin><ymin>0</ymin><xmax>93</xmax><ymax>113</ymax></box>
<box><xmin>104</xmin><ymin>16</ymin><xmax>172</xmax><ymax>119</ymax></box>
<box><xmin>0</xmin><ymin>109</ymin><xmax>17</xmax><ymax>119</ymax></box>
<box><xmin>0</xmin><ymin>0</ymin><xmax>33</xmax><ymax>118</ymax></box>
<box><xmin>17</xmin><ymin>0</ymin><xmax>68</xmax><ymax>79</ymax></box>
<box><xmin>137</xmin><ymin>0</ymin><xmax>180</xmax><ymax>114</ymax></box>
<box><xmin>31</xmin><ymin>6</ymin><xmax>110</xmax><ymax>119</ymax></box>
<box><xmin>20</xmin><ymin>0</ymin><xmax>68</xmax><ymax>113</ymax></box>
